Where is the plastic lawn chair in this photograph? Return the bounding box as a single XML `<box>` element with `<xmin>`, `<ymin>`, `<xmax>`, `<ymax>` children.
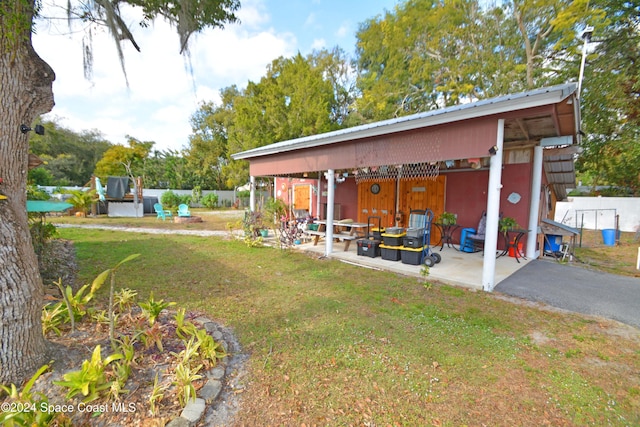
<box><xmin>177</xmin><ymin>204</ymin><xmax>191</xmax><ymax>217</ymax></box>
<box><xmin>154</xmin><ymin>203</ymin><xmax>172</xmax><ymax>220</ymax></box>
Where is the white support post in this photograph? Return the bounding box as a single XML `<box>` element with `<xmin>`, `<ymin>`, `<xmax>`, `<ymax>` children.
<box><xmin>325</xmin><ymin>169</ymin><xmax>335</xmax><ymax>256</ymax></box>
<box><xmin>316</xmin><ymin>172</ymin><xmax>322</xmax><ymax>219</ymax></box>
<box><xmin>482</xmin><ymin>119</ymin><xmax>505</xmax><ymax>292</ymax></box>
<box><xmin>250</xmin><ymin>175</ymin><xmax>256</xmax><ymax>212</ymax></box>
<box><xmin>527</xmin><ymin>145</ymin><xmax>544</xmax><ymax>258</ymax></box>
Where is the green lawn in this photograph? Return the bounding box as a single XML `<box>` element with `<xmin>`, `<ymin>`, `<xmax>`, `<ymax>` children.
<box><xmin>59</xmin><ymin>227</ymin><xmax>640</xmax><ymax>426</ymax></box>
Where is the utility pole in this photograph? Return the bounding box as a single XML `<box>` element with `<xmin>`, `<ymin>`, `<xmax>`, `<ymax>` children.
<box><xmin>577</xmin><ymin>26</ymin><xmax>594</xmax><ymax>99</ymax></box>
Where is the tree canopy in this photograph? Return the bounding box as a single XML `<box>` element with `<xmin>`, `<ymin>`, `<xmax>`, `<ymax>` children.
<box><xmin>187</xmin><ymin>49</ymin><xmax>356</xmax><ymax>189</ymax></box>
<box><xmin>28</xmin><ymin>119</ymin><xmax>111</xmax><ymax>186</ymax></box>
<box><xmin>576</xmin><ymin>0</ymin><xmax>640</xmax><ymax>195</ymax></box>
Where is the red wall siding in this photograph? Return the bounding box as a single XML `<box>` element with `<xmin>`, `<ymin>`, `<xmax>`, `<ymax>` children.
<box><xmin>441</xmin><ymin>164</ymin><xmax>533</xmax><ymax>247</ymax></box>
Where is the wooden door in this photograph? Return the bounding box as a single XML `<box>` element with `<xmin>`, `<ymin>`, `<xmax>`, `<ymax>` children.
<box><xmin>357</xmin><ymin>181</ymin><xmax>396</xmax><ymax>228</ymax></box>
<box><xmin>293</xmin><ymin>184</ymin><xmax>310</xmax><ymax>211</ymax></box>
<box><xmin>398</xmin><ymin>176</ymin><xmax>446</xmax><ymax>243</ymax></box>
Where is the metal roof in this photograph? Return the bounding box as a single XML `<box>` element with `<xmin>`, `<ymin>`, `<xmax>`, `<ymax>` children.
<box><xmin>232</xmin><ymin>83</ymin><xmax>579</xmax><ymax>160</ymax></box>
<box><xmin>543</xmin><ymin>145</ymin><xmax>580</xmax><ymax>200</ymax></box>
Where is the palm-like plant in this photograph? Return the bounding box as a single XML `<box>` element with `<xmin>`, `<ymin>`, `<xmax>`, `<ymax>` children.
<box><xmin>63</xmin><ymin>189</ymin><xmax>98</xmax><ymax>216</ymax></box>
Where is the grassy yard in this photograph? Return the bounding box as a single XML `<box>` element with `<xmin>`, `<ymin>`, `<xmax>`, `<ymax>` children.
<box><xmin>56</xmin><ymin>219</ymin><xmax>640</xmax><ymax>426</ymax></box>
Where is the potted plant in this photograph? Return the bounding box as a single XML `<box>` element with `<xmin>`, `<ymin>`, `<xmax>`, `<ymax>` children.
<box><xmin>438</xmin><ymin>211</ymin><xmax>457</xmax><ymax>225</ymax></box>
<box><xmin>499</xmin><ymin>216</ymin><xmax>518</xmax><ymax>232</ymax></box>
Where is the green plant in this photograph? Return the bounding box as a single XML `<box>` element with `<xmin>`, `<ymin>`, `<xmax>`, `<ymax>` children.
<box><xmin>160</xmin><ymin>190</ymin><xmax>181</xmax><ymax>209</ymax></box>
<box><xmin>499</xmin><ymin>216</ymin><xmax>519</xmax><ymax>232</ymax></box>
<box><xmin>420</xmin><ymin>264</ymin><xmax>430</xmax><ymax>279</ymax></box>
<box><xmin>138</xmin><ymin>292</ymin><xmax>176</xmax><ymax>325</ymax></box>
<box><xmin>113</xmin><ymin>288</ymin><xmax>138</xmax><ymax>313</ymax></box>
<box><xmin>138</xmin><ymin>322</ymin><xmax>166</xmax><ymax>352</ymax></box>
<box><xmin>149</xmin><ymin>373</ymin><xmax>170</xmax><ymax>415</ymax></box>
<box><xmin>174</xmin><ymin>307</ymin><xmax>193</xmax><ymax>339</ymax></box>
<box><xmin>28</xmin><ymin>216</ymin><xmax>58</xmax><ymax>258</ymax></box>
<box><xmin>26</xmin><ymin>184</ymin><xmax>51</xmax><ymax>201</ymax></box>
<box><xmin>105</xmin><ymin>254</ymin><xmax>141</xmax><ymax>346</ymax></box>
<box><xmin>42</xmin><ymin>303</ymin><xmax>66</xmax><ymax>336</ymax></box>
<box><xmin>201</xmin><ymin>192</ymin><xmax>219</xmax><ymax>209</ymax></box>
<box><xmin>61</xmin><ymin>189</ymin><xmax>98</xmax><ymax>216</ymax></box>
<box><xmin>264</xmin><ymin>198</ymin><xmax>287</xmax><ymax>229</ymax></box>
<box><xmin>90</xmin><ymin>309</ymin><xmax>112</xmax><ymax>327</ymax></box>
<box><xmin>108</xmin><ymin>360</ymin><xmax>130</xmax><ymax>401</ymax></box>
<box><xmin>0</xmin><ymin>365</ymin><xmax>59</xmax><ymax>427</ymax></box>
<box><xmin>173</xmin><ymin>361</ymin><xmax>203</xmax><ymax>407</ymax></box>
<box><xmin>53</xmin><ymin>345</ymin><xmax>123</xmax><ymax>403</ymax></box>
<box><xmin>114</xmin><ymin>336</ymin><xmax>137</xmax><ymax>365</ymax></box>
<box><xmin>191</xmin><ymin>186</ymin><xmax>202</xmax><ymax>204</ymax></box>
<box><xmin>173</xmin><ymin>337</ymin><xmax>202</xmax><ymax>366</ymax></box>
<box><xmin>193</xmin><ymin>327</ymin><xmax>226</xmax><ymax>366</ymax></box>
<box><xmin>52</xmin><ymin>272</ymin><xmax>107</xmax><ymax>332</ymax></box>
<box><xmin>438</xmin><ymin>211</ymin><xmax>457</xmax><ymax>225</ymax></box>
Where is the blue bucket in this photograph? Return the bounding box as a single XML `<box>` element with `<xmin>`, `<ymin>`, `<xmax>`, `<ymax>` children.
<box><xmin>601</xmin><ymin>229</ymin><xmax>616</xmax><ymax>246</ymax></box>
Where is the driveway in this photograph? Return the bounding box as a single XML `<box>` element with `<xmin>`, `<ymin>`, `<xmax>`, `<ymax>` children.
<box><xmin>495</xmin><ymin>259</ymin><xmax>640</xmax><ymax>329</ymax></box>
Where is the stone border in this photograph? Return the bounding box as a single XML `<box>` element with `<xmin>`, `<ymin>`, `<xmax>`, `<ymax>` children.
<box><xmin>166</xmin><ymin>316</ymin><xmax>247</xmax><ymax>427</ymax></box>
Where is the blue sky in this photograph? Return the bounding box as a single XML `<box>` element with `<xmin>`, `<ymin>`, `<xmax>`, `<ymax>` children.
<box><xmin>32</xmin><ymin>0</ymin><xmax>399</xmax><ymax>152</ymax></box>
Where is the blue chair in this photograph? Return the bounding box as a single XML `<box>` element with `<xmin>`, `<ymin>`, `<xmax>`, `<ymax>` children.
<box><xmin>177</xmin><ymin>204</ymin><xmax>191</xmax><ymax>217</ymax></box>
<box><xmin>154</xmin><ymin>203</ymin><xmax>172</xmax><ymax>220</ymax></box>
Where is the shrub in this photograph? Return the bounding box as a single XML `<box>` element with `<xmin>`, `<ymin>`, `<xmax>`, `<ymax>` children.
<box><xmin>160</xmin><ymin>190</ymin><xmax>181</xmax><ymax>209</ymax></box>
<box><xmin>191</xmin><ymin>186</ymin><xmax>202</xmax><ymax>204</ymax></box>
<box><xmin>201</xmin><ymin>193</ymin><xmax>219</xmax><ymax>209</ymax></box>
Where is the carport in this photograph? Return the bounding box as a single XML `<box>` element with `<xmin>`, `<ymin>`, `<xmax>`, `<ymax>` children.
<box><xmin>231</xmin><ymin>84</ymin><xmax>581</xmax><ymax>291</ymax></box>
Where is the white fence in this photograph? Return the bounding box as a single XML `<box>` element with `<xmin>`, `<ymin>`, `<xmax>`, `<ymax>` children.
<box><xmin>555</xmin><ymin>197</ymin><xmax>640</xmax><ymax>232</ymax></box>
<box><xmin>40</xmin><ymin>186</ymin><xmax>268</xmax><ymax>209</ymax></box>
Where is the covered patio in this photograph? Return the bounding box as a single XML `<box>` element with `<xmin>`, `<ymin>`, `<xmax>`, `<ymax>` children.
<box><xmin>232</xmin><ymin>84</ymin><xmax>580</xmax><ymax>291</ymax></box>
<box><xmin>293</xmin><ymin>238</ymin><xmax>530</xmax><ymax>290</ymax></box>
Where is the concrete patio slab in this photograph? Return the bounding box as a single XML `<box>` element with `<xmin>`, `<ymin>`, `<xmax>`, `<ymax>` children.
<box><xmin>292</xmin><ymin>239</ymin><xmax>530</xmax><ymax>290</ymax></box>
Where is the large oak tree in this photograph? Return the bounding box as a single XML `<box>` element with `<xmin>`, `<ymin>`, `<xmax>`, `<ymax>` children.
<box><xmin>0</xmin><ymin>0</ymin><xmax>239</xmax><ymax>385</ymax></box>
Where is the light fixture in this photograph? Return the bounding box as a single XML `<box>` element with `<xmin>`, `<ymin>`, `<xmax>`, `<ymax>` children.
<box><xmin>488</xmin><ymin>145</ymin><xmax>498</xmax><ymax>155</ymax></box>
<box><xmin>20</xmin><ymin>124</ymin><xmax>45</xmax><ymax>135</ymax></box>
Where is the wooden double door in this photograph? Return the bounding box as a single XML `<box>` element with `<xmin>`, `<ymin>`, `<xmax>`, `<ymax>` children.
<box><xmin>357</xmin><ymin>176</ymin><xmax>446</xmax><ymax>242</ymax></box>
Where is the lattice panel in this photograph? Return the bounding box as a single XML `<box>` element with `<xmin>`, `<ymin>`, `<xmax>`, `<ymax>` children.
<box><xmin>354</xmin><ymin>162</ymin><xmax>440</xmax><ymax>184</ymax></box>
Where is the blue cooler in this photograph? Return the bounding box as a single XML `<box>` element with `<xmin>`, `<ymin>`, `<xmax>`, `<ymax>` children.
<box><xmin>460</xmin><ymin>228</ymin><xmax>476</xmax><ymax>253</ymax></box>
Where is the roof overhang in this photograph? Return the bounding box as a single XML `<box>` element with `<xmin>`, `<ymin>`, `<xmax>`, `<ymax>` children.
<box><xmin>232</xmin><ymin>83</ymin><xmax>580</xmax><ymax>162</ymax></box>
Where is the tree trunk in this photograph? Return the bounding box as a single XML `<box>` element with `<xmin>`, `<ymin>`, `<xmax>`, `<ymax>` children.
<box><xmin>0</xmin><ymin>0</ymin><xmax>55</xmax><ymax>384</ymax></box>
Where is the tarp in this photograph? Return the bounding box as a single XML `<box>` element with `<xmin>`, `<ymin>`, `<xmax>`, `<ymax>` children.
<box><xmin>106</xmin><ymin>176</ymin><xmax>130</xmax><ymax>199</ymax></box>
<box><xmin>26</xmin><ymin>201</ymin><xmax>73</xmax><ymax>213</ymax></box>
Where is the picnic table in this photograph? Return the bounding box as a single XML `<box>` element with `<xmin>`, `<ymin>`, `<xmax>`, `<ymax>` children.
<box><xmin>305</xmin><ymin>220</ymin><xmax>369</xmax><ymax>251</ymax></box>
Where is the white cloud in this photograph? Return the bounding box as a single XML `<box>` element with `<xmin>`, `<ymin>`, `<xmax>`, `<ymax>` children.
<box><xmin>311</xmin><ymin>38</ymin><xmax>327</xmax><ymax>50</ymax></box>
<box><xmin>305</xmin><ymin>13</ymin><xmax>317</xmax><ymax>27</ymax></box>
<box><xmin>336</xmin><ymin>23</ymin><xmax>350</xmax><ymax>38</ymax></box>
